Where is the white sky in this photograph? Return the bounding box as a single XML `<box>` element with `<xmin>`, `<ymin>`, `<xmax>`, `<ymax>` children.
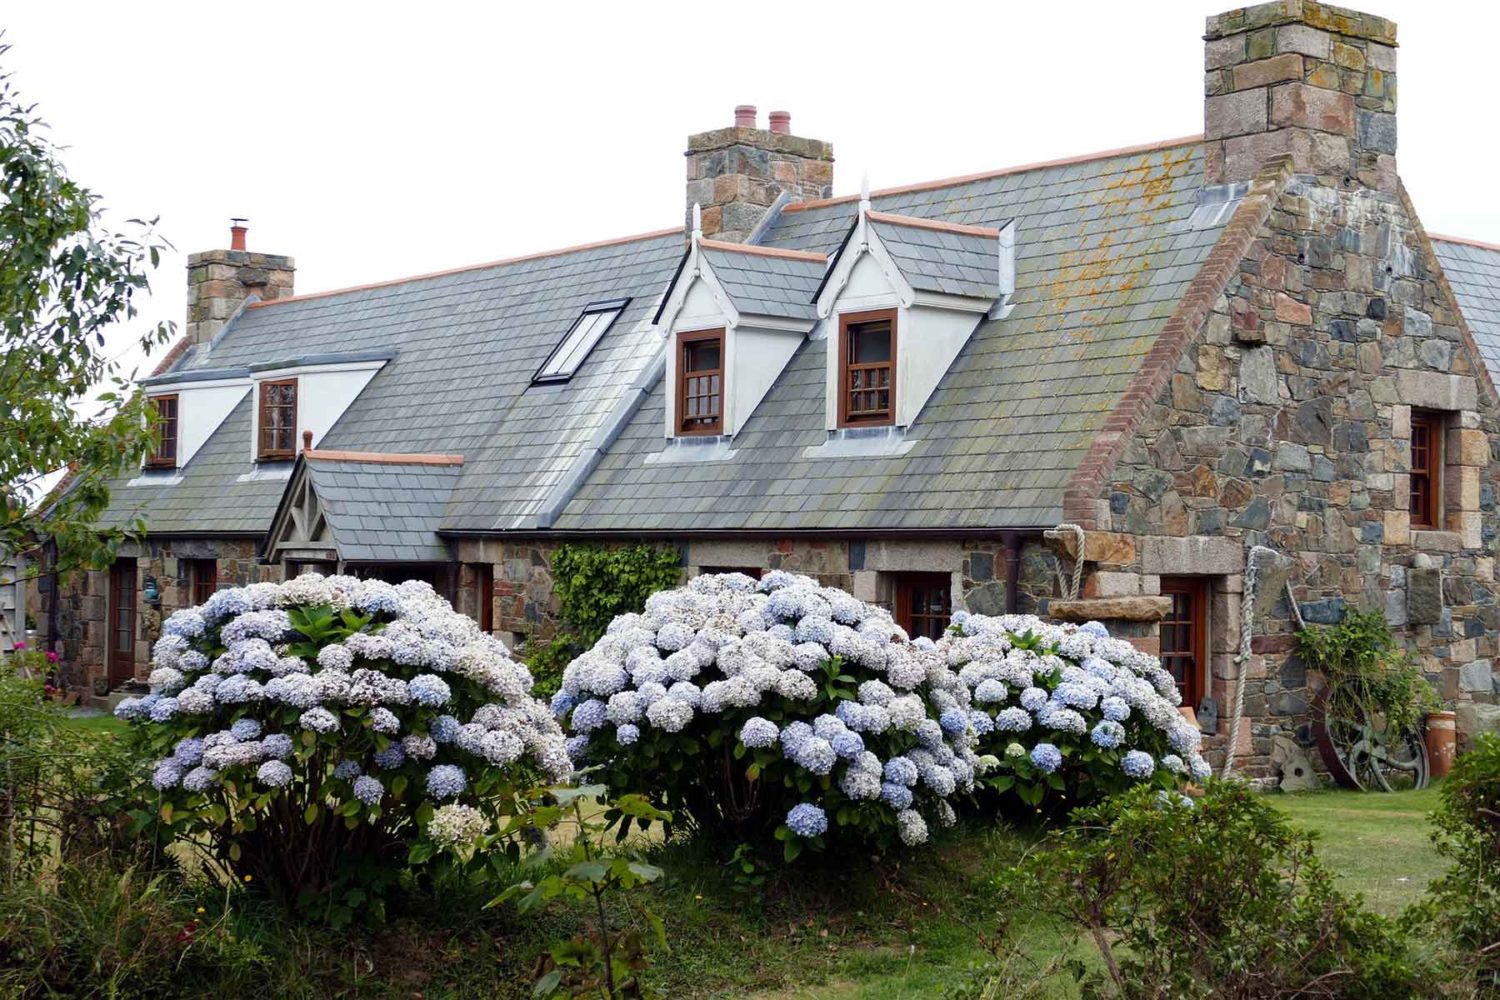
<box><xmin>7</xmin><ymin>0</ymin><xmax>1499</xmax><ymax>380</ymax></box>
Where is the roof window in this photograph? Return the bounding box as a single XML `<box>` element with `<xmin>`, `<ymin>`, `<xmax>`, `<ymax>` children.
<box><xmin>533</xmin><ymin>299</ymin><xmax>629</xmax><ymax>383</ymax></box>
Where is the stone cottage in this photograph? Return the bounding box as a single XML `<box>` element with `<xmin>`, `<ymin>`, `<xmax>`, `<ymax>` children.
<box><xmin>38</xmin><ymin>0</ymin><xmax>1500</xmax><ymax>778</ymax></box>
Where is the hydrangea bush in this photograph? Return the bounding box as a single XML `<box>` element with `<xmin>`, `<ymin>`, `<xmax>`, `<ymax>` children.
<box><xmin>114</xmin><ymin>574</ymin><xmax>569</xmax><ymax>912</ymax></box>
<box><xmin>941</xmin><ymin>611</ymin><xmax>1209</xmax><ymax>808</ymax></box>
<box><xmin>556</xmin><ymin>572</ymin><xmax>989</xmax><ymax>859</ymax></box>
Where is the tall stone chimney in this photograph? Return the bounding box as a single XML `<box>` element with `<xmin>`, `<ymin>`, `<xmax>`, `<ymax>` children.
<box><xmin>685</xmin><ymin>106</ymin><xmax>834</xmax><ymax>242</ymax></box>
<box><xmin>1204</xmin><ymin>1</ymin><xmax>1397</xmax><ymax>190</ymax></box>
<box><xmin>186</xmin><ymin>219</ymin><xmax>295</xmax><ymax>348</ymax></box>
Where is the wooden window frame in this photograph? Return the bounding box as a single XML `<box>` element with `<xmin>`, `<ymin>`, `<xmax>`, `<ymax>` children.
<box><xmin>107</xmin><ymin>559</ymin><xmax>137</xmax><ymax>688</ymax></box>
<box><xmin>257</xmin><ymin>378</ymin><xmax>299</xmax><ymax>461</ymax></box>
<box><xmin>144</xmin><ymin>394</ymin><xmax>180</xmax><ymax>469</ymax></box>
<box><xmin>1159</xmin><ymin>577</ymin><xmax>1208</xmax><ymax>712</ymax></box>
<box><xmin>188</xmin><ymin>558</ymin><xmax>218</xmax><ymax>606</ymax></box>
<box><xmin>1409</xmin><ymin>409</ymin><xmax>1444</xmax><ymax>530</ymax></box>
<box><xmin>476</xmin><ymin>563</ymin><xmax>495</xmax><ymax>634</ymax></box>
<box><xmin>676</xmin><ymin>328</ymin><xmax>725</xmax><ymax>436</ymax></box>
<box><xmin>838</xmin><ymin>309</ymin><xmax>898</xmax><ymax>428</ymax></box>
<box><xmin>893</xmin><ymin>572</ymin><xmax>952</xmax><ymax>641</ymax></box>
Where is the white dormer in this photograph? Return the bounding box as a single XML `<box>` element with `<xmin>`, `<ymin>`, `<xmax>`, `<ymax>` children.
<box><xmin>247</xmin><ymin>351</ymin><xmax>392</xmax><ymax>462</ymax></box>
<box><xmin>654</xmin><ymin>206</ymin><xmax>826</xmax><ymax>439</ymax></box>
<box><xmin>814</xmin><ymin>193</ymin><xmax>1014</xmax><ymax>431</ymax></box>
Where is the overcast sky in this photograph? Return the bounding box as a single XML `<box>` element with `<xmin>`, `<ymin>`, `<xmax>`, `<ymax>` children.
<box><xmin>7</xmin><ymin>1</ymin><xmax>1499</xmax><ymax>379</ymax></box>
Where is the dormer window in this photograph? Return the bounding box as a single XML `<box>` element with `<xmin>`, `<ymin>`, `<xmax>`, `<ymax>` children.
<box><xmin>839</xmin><ymin>310</ymin><xmax>896</xmax><ymax>427</ymax></box>
<box><xmin>145</xmin><ymin>394</ymin><xmax>179</xmax><ymax>469</ymax></box>
<box><xmin>258</xmin><ymin>378</ymin><xmax>298</xmax><ymax>460</ymax></box>
<box><xmin>533</xmin><ymin>299</ymin><xmax>629</xmax><ymax>383</ymax></box>
<box><xmin>676</xmin><ymin>329</ymin><xmax>724</xmax><ymax>435</ymax></box>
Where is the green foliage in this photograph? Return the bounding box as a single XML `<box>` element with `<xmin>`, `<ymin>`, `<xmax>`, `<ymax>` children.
<box><xmin>495</xmin><ymin>782</ymin><xmax>670</xmax><ymax>998</ymax></box>
<box><xmin>0</xmin><ymin>43</ymin><xmax>174</xmax><ymax>576</ymax></box>
<box><xmin>1426</xmin><ymin>733</ymin><xmax>1500</xmax><ymax>991</ymax></box>
<box><xmin>1297</xmin><ymin>607</ymin><xmax>1437</xmax><ymax>739</ymax></box>
<box><xmin>994</xmin><ymin>782</ymin><xmax>1441</xmax><ymax>998</ymax></box>
<box><xmin>551</xmin><ymin>545</ymin><xmax>683</xmax><ymax>649</ymax></box>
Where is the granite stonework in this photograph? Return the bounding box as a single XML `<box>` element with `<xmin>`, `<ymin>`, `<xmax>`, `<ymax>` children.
<box><xmin>453</xmin><ymin>536</ymin><xmax>1057</xmax><ymax>647</ymax></box>
<box><xmin>685</xmin><ymin>118</ymin><xmax>834</xmax><ymax>242</ymax></box>
<box><xmin>50</xmin><ymin>539</ymin><xmax>281</xmax><ymax>692</ymax></box>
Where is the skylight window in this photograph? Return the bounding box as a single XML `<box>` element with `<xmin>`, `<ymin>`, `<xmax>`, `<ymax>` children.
<box><xmin>532</xmin><ymin>298</ymin><xmax>629</xmax><ymax>383</ymax></box>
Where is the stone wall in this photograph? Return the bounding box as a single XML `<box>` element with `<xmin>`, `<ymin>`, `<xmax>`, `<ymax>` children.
<box><xmin>1095</xmin><ymin>170</ymin><xmax>1500</xmax><ymax>775</ymax></box>
<box><xmin>685</xmin><ymin>117</ymin><xmax>834</xmax><ymax>243</ymax></box>
<box><xmin>455</xmin><ymin>536</ymin><xmax>1059</xmax><ymax>648</ymax></box>
<box><xmin>50</xmin><ymin>539</ymin><xmax>280</xmax><ymax>694</ymax></box>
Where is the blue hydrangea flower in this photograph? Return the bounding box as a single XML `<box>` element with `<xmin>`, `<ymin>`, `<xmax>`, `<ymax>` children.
<box><xmin>785</xmin><ymin>802</ymin><xmax>828</xmax><ymax>838</ymax></box>
<box><xmin>1019</xmin><ymin>687</ymin><xmax>1049</xmax><ymax>712</ymax></box>
<box><xmin>1189</xmin><ymin>754</ymin><xmax>1212</xmax><ymax>781</ymax></box>
<box><xmin>973</xmin><ymin>679</ymin><xmax>1008</xmax><ymax>704</ymax></box>
<box><xmin>565</xmin><ymin>734</ymin><xmax>591</xmax><ymax>761</ymax></box>
<box><xmin>334</xmin><ymin>760</ymin><xmax>363</xmax><ymax>780</ymax></box>
<box><xmin>430</xmin><ymin>715</ymin><xmax>460</xmax><ymax>743</ymax></box>
<box><xmin>1100</xmin><ymin>696</ymin><xmax>1131</xmax><ymax>722</ymax></box>
<box><xmin>939</xmin><ymin>709</ymin><xmax>969</xmax><ymax>736</ymax></box>
<box><xmin>182</xmin><ymin>766</ymin><xmax>218</xmax><ymax>793</ymax></box>
<box><xmin>373</xmin><ymin>745</ymin><xmax>406</xmax><ymax>769</ymax></box>
<box><xmin>616</xmin><ymin>723</ymin><xmax>640</xmax><ymax>745</ymax></box>
<box><xmin>915</xmin><ymin>719</ymin><xmax>945</xmax><ymax>750</ymax></box>
<box><xmin>257</xmin><ymin>760</ymin><xmax>294</xmax><ymax>788</ymax></box>
<box><xmin>884</xmin><ymin>757</ymin><xmax>919</xmax><ymax>788</ymax></box>
<box><xmin>408</xmin><ymin>674</ymin><xmax>451</xmax><ymax>707</ymax></box>
<box><xmin>352</xmin><ymin>774</ymin><xmax>384</xmax><ymax>805</ymax></box>
<box><xmin>1161</xmin><ymin>754</ymin><xmax>1186</xmax><ymax>774</ymax></box>
<box><xmin>738</xmin><ymin>716</ymin><xmax>779</xmax><ymax>749</ymax></box>
<box><xmin>1030</xmin><ymin>743</ymin><xmax>1063</xmax><ymax>774</ymax></box>
<box><xmin>261</xmin><ymin>733</ymin><xmax>294</xmax><ymax>759</ymax></box>
<box><xmin>831</xmin><ymin>730</ymin><xmax>865</xmax><ymax>759</ymax></box>
<box><xmin>1122</xmin><ymin>750</ymin><xmax>1155</xmax><ymax>779</ymax></box>
<box><xmin>173</xmin><ymin>737</ymin><xmax>205</xmax><ymax>766</ymax></box>
<box><xmin>230</xmin><ymin>718</ymin><xmax>262</xmax><ymax>741</ymax></box>
<box><xmin>148</xmin><ymin>697</ymin><xmax>179</xmax><ymax>723</ymax></box>
<box><xmin>1079</xmin><ymin>621</ymin><xmax>1109</xmax><ymax>638</ymax></box>
<box><xmin>370</xmin><ymin>707</ymin><xmax>401</xmax><ymax>735</ymax></box>
<box><xmin>571</xmin><ymin>699</ymin><xmax>608</xmax><ymax>733</ymax></box>
<box><xmin>1090</xmin><ymin>720</ymin><xmax>1126</xmax><ymax>749</ymax></box>
<box><xmin>880</xmin><ymin>782</ymin><xmax>914</xmax><ymax>809</ymax></box>
<box><xmin>550</xmin><ymin>690</ymin><xmax>575</xmax><ymax>718</ymax></box>
<box><xmin>152</xmin><ymin>760</ymin><xmax>183</xmax><ymax>790</ymax></box>
<box><xmin>993</xmin><ymin>707</ymin><xmax>1032</xmax><ymax>732</ymax></box>
<box><xmin>426</xmin><ymin>764</ymin><xmax>467</xmax><ymax>799</ymax></box>
<box><xmin>299</xmin><ymin>707</ymin><xmax>339</xmax><ymax>733</ymax></box>
<box><xmin>968</xmin><ymin>710</ymin><xmax>994</xmax><ymax>736</ymax></box>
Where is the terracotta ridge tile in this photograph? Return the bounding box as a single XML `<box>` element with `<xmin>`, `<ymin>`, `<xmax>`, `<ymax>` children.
<box><xmin>698</xmin><ymin>239</ymin><xmax>827</xmax><ymax>262</ymax></box>
<box><xmin>1428</xmin><ymin>232</ymin><xmax>1500</xmax><ymax>254</ymax></box>
<box><xmin>781</xmin><ymin>134</ymin><xmax>1204</xmax><ymax>213</ymax></box>
<box><xmin>865</xmin><ymin>211</ymin><xmax>1000</xmax><ymax>238</ymax></box>
<box><xmin>304</xmin><ymin>449</ymin><xmax>465</xmax><ymax>466</ymax></box>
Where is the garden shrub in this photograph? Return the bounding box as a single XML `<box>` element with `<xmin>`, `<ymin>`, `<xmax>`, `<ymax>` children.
<box><xmin>1427</xmin><ymin>732</ymin><xmax>1500</xmax><ymax>991</ymax></box>
<box><xmin>942</xmin><ymin>611</ymin><xmax>1208</xmax><ymax>809</ymax></box>
<box><xmin>528</xmin><ymin>543</ymin><xmax>683</xmax><ymax>695</ymax></box>
<box><xmin>992</xmin><ymin>781</ymin><xmax>1440</xmax><ymax>999</ymax></box>
<box><xmin>112</xmin><ymin>574</ymin><xmax>570</xmax><ymax>919</ymax></box>
<box><xmin>555</xmin><ymin>572</ymin><xmax>987</xmax><ymax>858</ymax></box>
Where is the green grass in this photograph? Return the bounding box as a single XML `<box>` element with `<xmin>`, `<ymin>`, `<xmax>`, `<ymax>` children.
<box><xmin>1274</xmin><ymin>783</ymin><xmax>1445</xmax><ymax>914</ymax></box>
<box><xmin>60</xmin><ymin>712</ymin><xmax>129</xmax><ymax>738</ymax></box>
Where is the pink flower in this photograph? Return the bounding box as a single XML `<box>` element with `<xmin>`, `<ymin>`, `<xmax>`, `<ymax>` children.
<box><xmin>12</xmin><ymin>641</ymin><xmax>24</xmax><ymax>650</ymax></box>
<box><xmin>45</xmin><ymin>651</ymin><xmax>58</xmax><ymax>663</ymax></box>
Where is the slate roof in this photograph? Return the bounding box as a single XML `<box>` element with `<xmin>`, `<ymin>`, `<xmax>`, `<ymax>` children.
<box><xmin>96</xmin><ymin>230</ymin><xmax>686</xmax><ymax>544</ymax></box>
<box><xmin>303</xmin><ymin>457</ymin><xmax>461</xmax><ymax>562</ymax></box>
<box><xmin>555</xmin><ymin>140</ymin><xmax>1222</xmax><ymax>531</ymax></box>
<box><xmin>1432</xmin><ymin>237</ymin><xmax>1500</xmax><ymax>386</ymax></box>
<box><xmin>698</xmin><ymin>244</ymin><xmax>824</xmax><ymax>321</ymax></box>
<box><xmin>865</xmin><ymin>215</ymin><xmax>999</xmax><ymax>300</ymax></box>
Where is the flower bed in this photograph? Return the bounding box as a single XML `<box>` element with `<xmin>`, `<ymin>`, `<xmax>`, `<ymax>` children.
<box><xmin>943</xmin><ymin>611</ymin><xmax>1209</xmax><ymax>806</ymax></box>
<box><xmin>554</xmin><ymin>572</ymin><xmax>987</xmax><ymax>857</ymax></box>
<box><xmin>114</xmin><ymin>575</ymin><xmax>568</xmax><ymax>911</ymax></box>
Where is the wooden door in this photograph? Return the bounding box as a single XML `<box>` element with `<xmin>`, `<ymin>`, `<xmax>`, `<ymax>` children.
<box><xmin>1159</xmin><ymin>577</ymin><xmax>1209</xmax><ymax>710</ymax></box>
<box><xmin>107</xmin><ymin>559</ymin><xmax>137</xmax><ymax>687</ymax></box>
<box><xmin>894</xmin><ymin>572</ymin><xmax>953</xmax><ymax>641</ymax></box>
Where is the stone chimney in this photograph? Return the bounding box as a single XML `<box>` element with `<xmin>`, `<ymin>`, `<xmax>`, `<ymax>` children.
<box><xmin>186</xmin><ymin>219</ymin><xmax>295</xmax><ymax>348</ymax></box>
<box><xmin>685</xmin><ymin>106</ymin><xmax>834</xmax><ymax>242</ymax></box>
<box><xmin>1204</xmin><ymin>1</ymin><xmax>1397</xmax><ymax>190</ymax></box>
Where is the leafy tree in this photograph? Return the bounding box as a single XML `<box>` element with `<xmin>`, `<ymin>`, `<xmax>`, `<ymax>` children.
<box><xmin>0</xmin><ymin>41</ymin><xmax>173</xmax><ymax>575</ymax></box>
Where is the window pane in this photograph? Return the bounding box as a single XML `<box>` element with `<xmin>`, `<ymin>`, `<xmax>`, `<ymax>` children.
<box><xmin>685</xmin><ymin>339</ymin><xmax>720</xmax><ymax>372</ymax></box>
<box><xmin>850</xmin><ymin>322</ymin><xmax>891</xmax><ymax>364</ymax></box>
<box><xmin>538</xmin><ymin>307</ymin><xmax>623</xmax><ymax>379</ymax></box>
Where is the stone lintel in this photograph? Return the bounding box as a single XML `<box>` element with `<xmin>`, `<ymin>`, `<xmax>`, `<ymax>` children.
<box><xmin>1049</xmin><ymin>596</ymin><xmax>1174</xmax><ymax>622</ymax></box>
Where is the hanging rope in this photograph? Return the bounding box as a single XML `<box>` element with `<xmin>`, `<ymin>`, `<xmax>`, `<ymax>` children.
<box><xmin>1223</xmin><ymin>545</ymin><xmax>1282</xmax><ymax>779</ymax></box>
<box><xmin>1044</xmin><ymin>523</ymin><xmax>1087</xmax><ymax>600</ymax></box>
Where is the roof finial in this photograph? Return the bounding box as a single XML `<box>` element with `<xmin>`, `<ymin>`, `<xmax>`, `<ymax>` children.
<box><xmin>691</xmin><ymin>202</ymin><xmax>702</xmax><ymax>243</ymax></box>
<box><xmin>860</xmin><ymin>172</ymin><xmax>871</xmax><ymax>213</ymax></box>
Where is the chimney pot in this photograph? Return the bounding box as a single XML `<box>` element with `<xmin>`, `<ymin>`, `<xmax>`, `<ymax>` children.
<box><xmin>733</xmin><ymin>104</ymin><xmax>757</xmax><ymax>129</ymax></box>
<box><xmin>302</xmin><ymin>429</ymin><xmax>313</xmax><ymax>453</ymax></box>
<box><xmin>229</xmin><ymin>218</ymin><xmax>248</xmax><ymax>252</ymax></box>
<box><xmin>768</xmin><ymin>111</ymin><xmax>791</xmax><ymax>135</ymax></box>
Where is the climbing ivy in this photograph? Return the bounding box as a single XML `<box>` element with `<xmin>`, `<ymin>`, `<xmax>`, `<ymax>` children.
<box><xmin>526</xmin><ymin>543</ymin><xmax>682</xmax><ymax>694</ymax></box>
<box><xmin>1295</xmin><ymin>607</ymin><xmax>1437</xmax><ymax>739</ymax></box>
